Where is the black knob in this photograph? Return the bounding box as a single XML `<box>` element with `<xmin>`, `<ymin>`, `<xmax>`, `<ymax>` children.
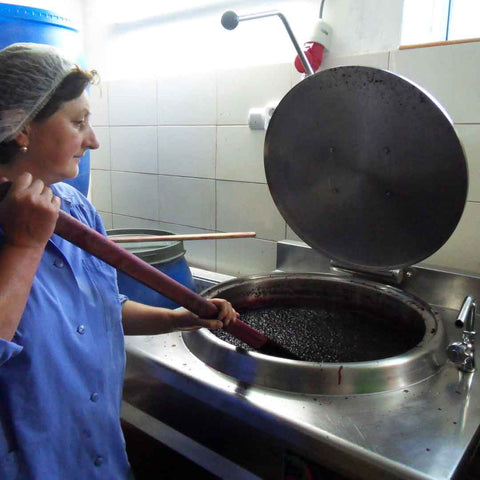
<box><xmin>221</xmin><ymin>11</ymin><xmax>239</xmax><ymax>30</ymax></box>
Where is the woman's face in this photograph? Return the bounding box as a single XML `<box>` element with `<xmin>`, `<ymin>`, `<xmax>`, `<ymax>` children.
<box><xmin>23</xmin><ymin>91</ymin><xmax>99</xmax><ymax>185</ymax></box>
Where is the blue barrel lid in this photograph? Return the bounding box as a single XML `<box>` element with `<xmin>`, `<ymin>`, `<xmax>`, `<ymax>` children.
<box><xmin>107</xmin><ymin>229</ymin><xmax>187</xmax><ymax>265</ymax></box>
<box><xmin>0</xmin><ymin>3</ymin><xmax>77</xmax><ymax>31</ymax></box>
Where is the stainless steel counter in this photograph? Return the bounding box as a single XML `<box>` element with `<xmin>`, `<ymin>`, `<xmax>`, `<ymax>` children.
<box><xmin>122</xmin><ymin>242</ymin><xmax>480</xmax><ymax>480</ymax></box>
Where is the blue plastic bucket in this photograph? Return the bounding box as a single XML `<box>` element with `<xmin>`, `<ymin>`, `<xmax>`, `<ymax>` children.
<box><xmin>0</xmin><ymin>3</ymin><xmax>90</xmax><ymax>196</ymax></box>
<box><xmin>107</xmin><ymin>229</ymin><xmax>196</xmax><ymax>309</ymax></box>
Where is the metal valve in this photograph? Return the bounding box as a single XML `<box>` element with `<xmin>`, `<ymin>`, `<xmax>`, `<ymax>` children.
<box><xmin>447</xmin><ymin>295</ymin><xmax>476</xmax><ymax>373</ymax></box>
<box><xmin>447</xmin><ymin>342</ymin><xmax>475</xmax><ymax>372</ymax></box>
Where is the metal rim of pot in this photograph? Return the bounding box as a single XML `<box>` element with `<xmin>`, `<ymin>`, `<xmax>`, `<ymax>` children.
<box><xmin>182</xmin><ymin>272</ymin><xmax>448</xmax><ymax>395</ymax></box>
<box><xmin>183</xmin><ymin>66</ymin><xmax>465</xmax><ymax>393</ymax></box>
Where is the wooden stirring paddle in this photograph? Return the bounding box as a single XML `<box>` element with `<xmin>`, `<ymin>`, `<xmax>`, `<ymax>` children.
<box><xmin>110</xmin><ymin>232</ymin><xmax>256</xmax><ymax>243</ymax></box>
<box><xmin>0</xmin><ymin>182</ymin><xmax>298</xmax><ymax>360</ymax></box>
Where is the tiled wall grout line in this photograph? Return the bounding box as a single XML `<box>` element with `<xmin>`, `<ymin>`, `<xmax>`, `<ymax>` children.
<box><xmin>90</xmin><ymin>46</ymin><xmax>480</xmax><ymax>276</ymax></box>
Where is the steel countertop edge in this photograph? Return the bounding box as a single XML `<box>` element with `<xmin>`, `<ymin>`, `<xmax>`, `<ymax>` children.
<box><xmin>122</xmin><ymin>264</ymin><xmax>480</xmax><ymax>480</ymax></box>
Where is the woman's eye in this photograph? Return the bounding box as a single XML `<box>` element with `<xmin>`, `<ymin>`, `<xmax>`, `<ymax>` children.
<box><xmin>74</xmin><ymin>120</ymin><xmax>86</xmax><ymax>128</ymax></box>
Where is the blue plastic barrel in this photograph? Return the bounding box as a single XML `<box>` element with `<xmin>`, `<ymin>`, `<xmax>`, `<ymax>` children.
<box><xmin>0</xmin><ymin>3</ymin><xmax>90</xmax><ymax>196</ymax></box>
<box><xmin>107</xmin><ymin>229</ymin><xmax>196</xmax><ymax>309</ymax></box>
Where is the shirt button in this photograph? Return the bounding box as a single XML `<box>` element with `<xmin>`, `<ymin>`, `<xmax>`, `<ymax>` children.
<box><xmin>53</xmin><ymin>258</ymin><xmax>64</xmax><ymax>268</ymax></box>
<box><xmin>94</xmin><ymin>456</ymin><xmax>104</xmax><ymax>467</ymax></box>
<box><xmin>76</xmin><ymin>325</ymin><xmax>86</xmax><ymax>335</ymax></box>
<box><xmin>90</xmin><ymin>392</ymin><xmax>99</xmax><ymax>402</ymax></box>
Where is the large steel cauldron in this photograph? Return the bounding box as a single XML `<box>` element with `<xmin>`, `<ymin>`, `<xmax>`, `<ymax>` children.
<box><xmin>182</xmin><ymin>272</ymin><xmax>447</xmax><ymax>395</ymax></box>
<box><xmin>184</xmin><ymin>66</ymin><xmax>466</xmax><ymax>397</ymax></box>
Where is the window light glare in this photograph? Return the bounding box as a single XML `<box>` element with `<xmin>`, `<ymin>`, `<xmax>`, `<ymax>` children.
<box><xmin>448</xmin><ymin>0</ymin><xmax>480</xmax><ymax>40</ymax></box>
<box><xmin>105</xmin><ymin>0</ymin><xmax>234</xmax><ymax>24</ymax></box>
<box><xmin>401</xmin><ymin>0</ymin><xmax>449</xmax><ymax>45</ymax></box>
<box><xmin>401</xmin><ymin>0</ymin><xmax>480</xmax><ymax>45</ymax></box>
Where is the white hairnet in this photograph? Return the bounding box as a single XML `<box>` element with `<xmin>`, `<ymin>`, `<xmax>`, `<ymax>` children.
<box><xmin>0</xmin><ymin>43</ymin><xmax>75</xmax><ymax>143</ymax></box>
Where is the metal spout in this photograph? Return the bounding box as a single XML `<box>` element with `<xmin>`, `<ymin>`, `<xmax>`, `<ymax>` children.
<box><xmin>455</xmin><ymin>295</ymin><xmax>476</xmax><ymax>332</ymax></box>
<box><xmin>447</xmin><ymin>295</ymin><xmax>476</xmax><ymax>373</ymax></box>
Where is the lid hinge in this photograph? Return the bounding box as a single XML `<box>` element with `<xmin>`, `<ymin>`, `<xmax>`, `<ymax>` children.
<box><xmin>330</xmin><ymin>260</ymin><xmax>405</xmax><ymax>285</ymax></box>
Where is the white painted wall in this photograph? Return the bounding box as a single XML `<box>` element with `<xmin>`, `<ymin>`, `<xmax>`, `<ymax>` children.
<box><xmin>83</xmin><ymin>0</ymin><xmax>480</xmax><ymax>276</ymax></box>
<box><xmin>8</xmin><ymin>1</ymin><xmax>479</xmax><ymax>277</ymax></box>
<box><xmin>84</xmin><ymin>0</ymin><xmax>318</xmax><ymax>79</ymax></box>
<box><xmin>82</xmin><ymin>0</ymin><xmax>404</xmax><ymax>78</ymax></box>
<box><xmin>322</xmin><ymin>0</ymin><xmax>403</xmax><ymax>55</ymax></box>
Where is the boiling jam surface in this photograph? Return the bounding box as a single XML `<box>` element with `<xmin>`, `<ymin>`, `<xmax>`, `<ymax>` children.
<box><xmin>212</xmin><ymin>306</ymin><xmax>421</xmax><ymax>362</ymax></box>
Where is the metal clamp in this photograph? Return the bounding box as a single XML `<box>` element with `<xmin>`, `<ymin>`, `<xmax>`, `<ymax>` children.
<box><xmin>447</xmin><ymin>295</ymin><xmax>476</xmax><ymax>372</ymax></box>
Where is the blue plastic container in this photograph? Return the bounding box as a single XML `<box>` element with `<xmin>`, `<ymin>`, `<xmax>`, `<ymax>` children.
<box><xmin>107</xmin><ymin>229</ymin><xmax>196</xmax><ymax>309</ymax></box>
<box><xmin>0</xmin><ymin>3</ymin><xmax>90</xmax><ymax>196</ymax></box>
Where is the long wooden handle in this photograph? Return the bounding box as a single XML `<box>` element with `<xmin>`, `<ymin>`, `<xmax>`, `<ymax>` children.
<box><xmin>0</xmin><ymin>182</ymin><xmax>281</xmax><ymax>352</ymax></box>
<box><xmin>55</xmin><ymin>212</ymin><xmax>219</xmax><ymax>315</ymax></box>
<box><xmin>110</xmin><ymin>232</ymin><xmax>256</xmax><ymax>243</ymax></box>
<box><xmin>56</xmin><ymin>214</ymin><xmax>278</xmax><ymax>349</ymax></box>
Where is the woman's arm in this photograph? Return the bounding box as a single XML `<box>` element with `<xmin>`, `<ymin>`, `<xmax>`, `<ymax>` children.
<box><xmin>0</xmin><ymin>244</ymin><xmax>45</xmax><ymax>341</ymax></box>
<box><xmin>121</xmin><ymin>298</ymin><xmax>238</xmax><ymax>336</ymax></box>
<box><xmin>0</xmin><ymin>173</ymin><xmax>60</xmax><ymax>341</ymax></box>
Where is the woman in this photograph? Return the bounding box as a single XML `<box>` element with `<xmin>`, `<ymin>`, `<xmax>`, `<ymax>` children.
<box><xmin>0</xmin><ymin>43</ymin><xmax>237</xmax><ymax>479</ymax></box>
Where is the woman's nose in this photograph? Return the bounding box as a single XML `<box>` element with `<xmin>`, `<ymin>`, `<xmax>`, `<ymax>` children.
<box><xmin>85</xmin><ymin>125</ymin><xmax>100</xmax><ymax>150</ymax></box>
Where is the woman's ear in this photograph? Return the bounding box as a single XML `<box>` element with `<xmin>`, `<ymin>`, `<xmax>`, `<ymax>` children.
<box><xmin>14</xmin><ymin>124</ymin><xmax>31</xmax><ymax>148</ymax></box>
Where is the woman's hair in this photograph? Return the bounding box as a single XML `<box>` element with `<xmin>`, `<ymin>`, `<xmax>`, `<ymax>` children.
<box><xmin>35</xmin><ymin>67</ymin><xmax>98</xmax><ymax>122</ymax></box>
<box><xmin>0</xmin><ymin>67</ymin><xmax>98</xmax><ymax>164</ymax></box>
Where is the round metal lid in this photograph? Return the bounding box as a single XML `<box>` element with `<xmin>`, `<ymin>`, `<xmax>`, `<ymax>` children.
<box><xmin>264</xmin><ymin>66</ymin><xmax>468</xmax><ymax>270</ymax></box>
<box><xmin>106</xmin><ymin>229</ymin><xmax>186</xmax><ymax>265</ymax></box>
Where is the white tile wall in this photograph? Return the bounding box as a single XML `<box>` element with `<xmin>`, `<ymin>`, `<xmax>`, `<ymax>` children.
<box><xmin>153</xmin><ymin>223</ymin><xmax>216</xmax><ymax>272</ymax></box>
<box><xmin>90</xmin><ymin>42</ymin><xmax>480</xmax><ymax>277</ymax></box>
<box><xmin>217</xmin><ymin>63</ymin><xmax>292</xmax><ymax>125</ymax></box>
<box><xmin>111</xmin><ymin>214</ymin><xmax>216</xmax><ymax>271</ymax></box>
<box><xmin>421</xmin><ymin>201</ymin><xmax>480</xmax><ymax>273</ymax></box>
<box><xmin>110</xmin><ymin>126</ymin><xmax>157</xmax><ymax>174</ymax></box>
<box><xmin>158</xmin><ymin>176</ymin><xmax>215</xmax><ymax>230</ymax></box>
<box><xmin>291</xmin><ymin>51</ymin><xmax>391</xmax><ymax>88</ymax></box>
<box><xmin>90</xmin><ymin>170</ymin><xmax>111</xmax><ymax>212</ymax></box>
<box><xmin>321</xmin><ymin>51</ymin><xmax>390</xmax><ymax>70</ymax></box>
<box><xmin>390</xmin><ymin>43</ymin><xmax>480</xmax><ymax>124</ymax></box>
<box><xmin>157</xmin><ymin>126</ymin><xmax>215</xmax><ymax>178</ymax></box>
<box><xmin>286</xmin><ymin>225</ymin><xmax>302</xmax><ymax>242</ymax></box>
<box><xmin>108</xmin><ymin>80</ymin><xmax>157</xmax><ymax>126</ymax></box>
<box><xmin>216</xmin><ymin>126</ymin><xmax>267</xmax><ymax>183</ymax></box>
<box><xmin>387</xmin><ymin>43</ymin><xmax>480</xmax><ymax>276</ymax></box>
<box><xmin>216</xmin><ymin>181</ymin><xmax>286</xmax><ymax>241</ymax></box>
<box><xmin>89</xmin><ymin>83</ymin><xmax>109</xmax><ymax>126</ymax></box>
<box><xmin>98</xmin><ymin>212</ymin><xmax>113</xmax><ymax>230</ymax></box>
<box><xmin>455</xmin><ymin>124</ymin><xmax>480</xmax><ymax>202</ymax></box>
<box><xmin>217</xmin><ymin>237</ymin><xmax>277</xmax><ymax>276</ymax></box>
<box><xmin>111</xmin><ymin>171</ymin><xmax>159</xmax><ymax>220</ymax></box>
<box><xmin>157</xmin><ymin>72</ymin><xmax>216</xmax><ymax>125</ymax></box>
<box><xmin>112</xmin><ymin>215</ymin><xmax>162</xmax><ymax>230</ymax></box>
<box><xmin>291</xmin><ymin>63</ymin><xmax>305</xmax><ymax>88</ymax></box>
<box><xmin>90</xmin><ymin>126</ymin><xmax>110</xmax><ymax>170</ymax></box>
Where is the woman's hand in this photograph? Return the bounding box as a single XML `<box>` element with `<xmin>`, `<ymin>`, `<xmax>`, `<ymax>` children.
<box><xmin>0</xmin><ymin>173</ymin><xmax>61</xmax><ymax>341</ymax></box>
<box><xmin>122</xmin><ymin>299</ymin><xmax>239</xmax><ymax>336</ymax></box>
<box><xmin>0</xmin><ymin>172</ymin><xmax>60</xmax><ymax>249</ymax></box>
<box><xmin>171</xmin><ymin>298</ymin><xmax>239</xmax><ymax>332</ymax></box>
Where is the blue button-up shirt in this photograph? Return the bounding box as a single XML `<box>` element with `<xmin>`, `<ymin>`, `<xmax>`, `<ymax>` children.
<box><xmin>0</xmin><ymin>183</ymin><xmax>131</xmax><ymax>479</ymax></box>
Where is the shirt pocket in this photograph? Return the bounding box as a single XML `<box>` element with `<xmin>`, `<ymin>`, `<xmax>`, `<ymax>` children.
<box><xmin>82</xmin><ymin>256</ymin><xmax>122</xmax><ymax>332</ymax></box>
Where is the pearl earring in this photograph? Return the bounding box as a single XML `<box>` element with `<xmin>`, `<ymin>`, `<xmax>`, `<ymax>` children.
<box><xmin>20</xmin><ymin>145</ymin><xmax>28</xmax><ymax>153</ymax></box>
